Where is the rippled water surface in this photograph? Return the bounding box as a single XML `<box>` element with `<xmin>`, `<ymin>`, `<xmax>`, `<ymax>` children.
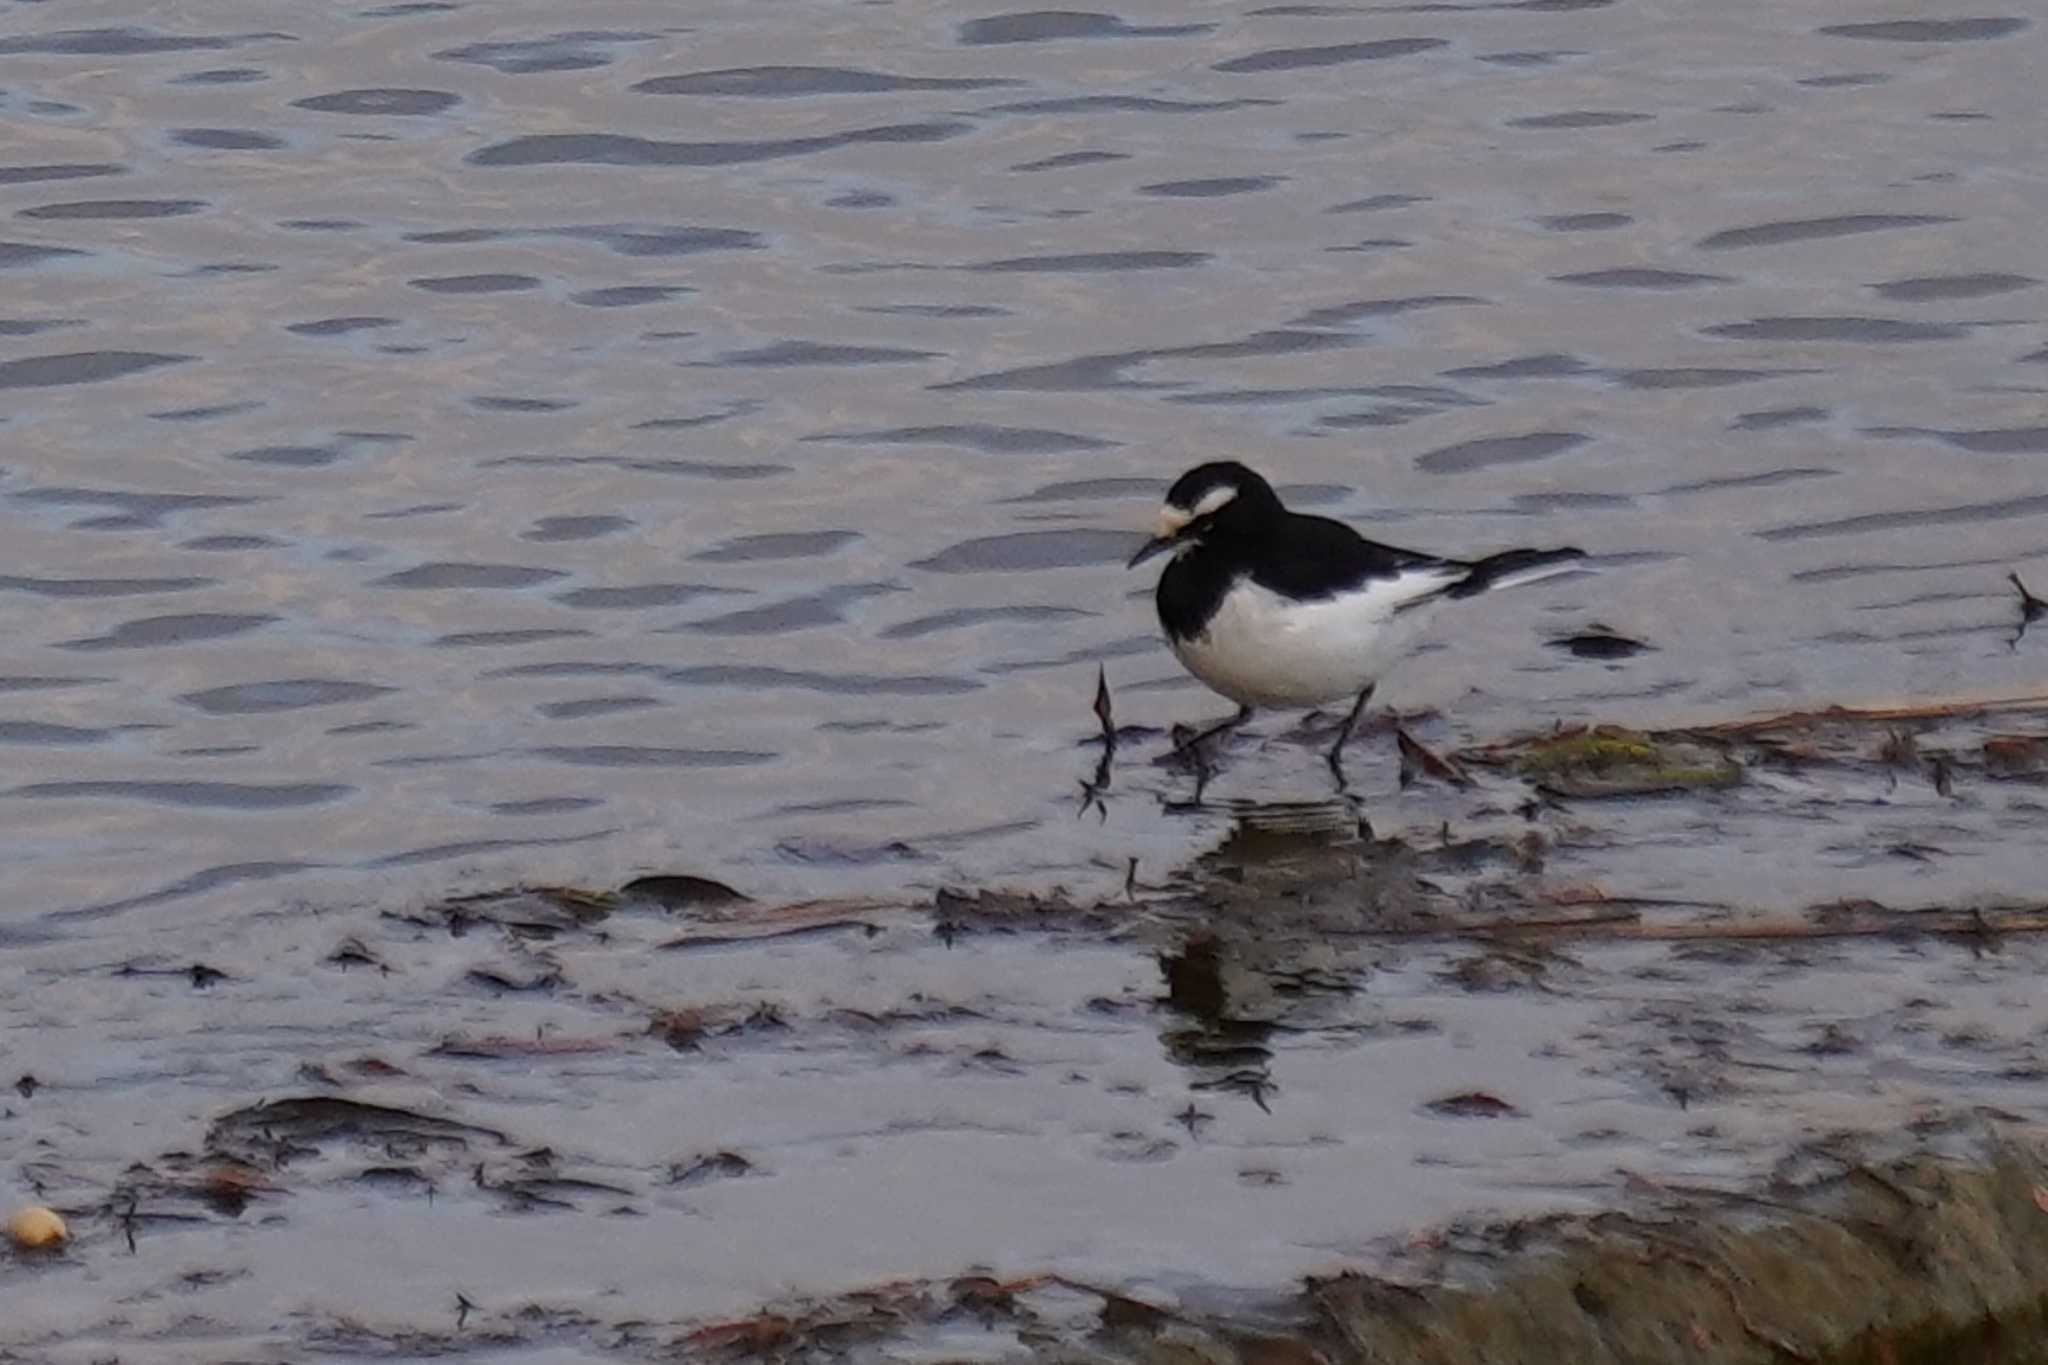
<box><xmin>5</xmin><ymin>1</ymin><xmax>2047</xmax><ymax>921</ymax></box>
<box><xmin>8</xmin><ymin>0</ymin><xmax>2048</xmax><ymax>1355</ymax></box>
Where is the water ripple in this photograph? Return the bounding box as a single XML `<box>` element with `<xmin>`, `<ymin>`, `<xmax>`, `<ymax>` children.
<box><xmin>958</xmin><ymin>12</ymin><xmax>1213</xmax><ymax>43</ymax></box>
<box><xmin>0</xmin><ymin>27</ymin><xmax>280</xmax><ymax>56</ymax></box>
<box><xmin>434</xmin><ymin>31</ymin><xmax>657</xmax><ymax>74</ymax></box>
<box><xmin>911</xmin><ymin>529</ymin><xmax>1139</xmax><ymax>572</ymax></box>
<box><xmin>469</xmin><ymin>122</ymin><xmax>973</xmax><ymax>168</ymax></box>
<box><xmin>0</xmin><ymin>164</ymin><xmax>125</xmax><ymax>185</ymax></box>
<box><xmin>13</xmin><ymin>781</ymin><xmax>351</xmax><ymax>809</ymax></box>
<box><xmin>178</xmin><ymin>680</ymin><xmax>397</xmax><ymax>714</ymax></box>
<box><xmin>1416</xmin><ymin>432</ymin><xmax>1589</xmax><ymax>474</ymax></box>
<box><xmin>1818</xmin><ymin>18</ymin><xmax>2027</xmax><ymax>41</ymax></box>
<box><xmin>663</xmin><ymin>666</ymin><xmax>982</xmax><ymax>695</ymax></box>
<box><xmin>1697</xmin><ymin>214</ymin><xmax>1956</xmax><ymax>250</ymax></box>
<box><xmin>0</xmin><ymin>351</ymin><xmax>190</xmax><ymax>388</ymax></box>
<box><xmin>1213</xmin><ymin>38</ymin><xmax>1448</xmax><ymax>73</ymax></box>
<box><xmin>635</xmin><ymin>66</ymin><xmax>1019</xmax><ymax>96</ymax></box>
<box><xmin>59</xmin><ymin>614</ymin><xmax>277</xmax><ymax>650</ymax></box>
<box><xmin>530</xmin><ymin>745</ymin><xmax>776</xmax><ymax>767</ymax></box>
<box><xmin>0</xmin><ymin>575</ymin><xmax>212</xmax><ymax>598</ymax></box>
<box><xmin>293</xmin><ymin>89</ymin><xmax>459</xmax><ymax>116</ymax></box>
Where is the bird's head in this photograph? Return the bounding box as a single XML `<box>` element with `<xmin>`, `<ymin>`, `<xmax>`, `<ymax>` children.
<box><xmin>1127</xmin><ymin>461</ymin><xmax>1282</xmax><ymax>568</ymax></box>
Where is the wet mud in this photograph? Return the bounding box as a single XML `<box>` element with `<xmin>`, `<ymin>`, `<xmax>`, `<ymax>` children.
<box><xmin>12</xmin><ymin>697</ymin><xmax>2048</xmax><ymax>1362</ymax></box>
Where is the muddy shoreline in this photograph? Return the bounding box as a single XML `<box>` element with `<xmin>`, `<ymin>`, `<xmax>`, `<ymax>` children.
<box><xmin>11</xmin><ymin>696</ymin><xmax>2048</xmax><ymax>1361</ymax></box>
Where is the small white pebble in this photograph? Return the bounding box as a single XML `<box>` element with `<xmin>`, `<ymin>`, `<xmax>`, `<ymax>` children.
<box><xmin>7</xmin><ymin>1206</ymin><xmax>67</xmax><ymax>1249</ymax></box>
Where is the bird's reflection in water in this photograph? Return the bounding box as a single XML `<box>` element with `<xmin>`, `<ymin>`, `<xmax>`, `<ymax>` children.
<box><xmin>1155</xmin><ymin>799</ymin><xmax>1372</xmax><ymax>1114</ymax></box>
<box><xmin>1211</xmin><ymin>796</ymin><xmax>1368</xmax><ymax>848</ymax></box>
<box><xmin>1159</xmin><ymin>933</ymin><xmax>1279</xmax><ymax>1112</ymax></box>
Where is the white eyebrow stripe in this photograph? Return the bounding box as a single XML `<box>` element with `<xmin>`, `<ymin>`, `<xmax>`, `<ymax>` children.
<box><xmin>1189</xmin><ymin>484</ymin><xmax>1238</xmax><ymax>519</ymax></box>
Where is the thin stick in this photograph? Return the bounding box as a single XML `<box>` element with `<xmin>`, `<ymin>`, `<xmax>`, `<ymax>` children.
<box><xmin>1353</xmin><ymin>908</ymin><xmax>2048</xmax><ymax>944</ymax></box>
<box><xmin>1092</xmin><ymin>665</ymin><xmax>1116</xmax><ymax>755</ymax></box>
<box><xmin>1079</xmin><ymin>666</ymin><xmax>1115</xmax><ymax>820</ymax></box>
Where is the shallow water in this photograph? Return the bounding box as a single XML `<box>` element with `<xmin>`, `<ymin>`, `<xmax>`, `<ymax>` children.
<box><xmin>5</xmin><ymin>1</ymin><xmax>2048</xmax><ymax>1354</ymax></box>
<box><xmin>3</xmin><ymin>0</ymin><xmax>2046</xmax><ymax>928</ymax></box>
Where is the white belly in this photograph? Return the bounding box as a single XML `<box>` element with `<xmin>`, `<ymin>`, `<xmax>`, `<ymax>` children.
<box><xmin>1170</xmin><ymin>573</ymin><xmax>1452</xmax><ymax>708</ymax></box>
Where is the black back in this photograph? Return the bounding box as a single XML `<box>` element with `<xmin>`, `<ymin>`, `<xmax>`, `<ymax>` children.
<box><xmin>1154</xmin><ymin>464</ymin><xmax>1453</xmax><ymax>641</ymax></box>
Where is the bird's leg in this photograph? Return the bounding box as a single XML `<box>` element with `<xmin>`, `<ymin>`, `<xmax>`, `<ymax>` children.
<box><xmin>1324</xmin><ymin>684</ymin><xmax>1377</xmax><ymax>790</ymax></box>
<box><xmin>1171</xmin><ymin>704</ymin><xmax>1255</xmax><ymax>761</ymax></box>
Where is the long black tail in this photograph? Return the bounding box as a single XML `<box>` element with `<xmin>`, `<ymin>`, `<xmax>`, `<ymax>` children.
<box><xmin>1446</xmin><ymin>546</ymin><xmax>1586</xmax><ymax>599</ymax></box>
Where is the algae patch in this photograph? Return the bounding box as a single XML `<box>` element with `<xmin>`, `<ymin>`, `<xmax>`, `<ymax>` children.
<box><xmin>1495</xmin><ymin>724</ymin><xmax>1744</xmax><ymax>798</ymax></box>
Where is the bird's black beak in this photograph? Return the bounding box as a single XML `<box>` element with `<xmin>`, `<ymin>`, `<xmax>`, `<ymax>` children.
<box><xmin>1127</xmin><ymin>534</ymin><xmax>1176</xmax><ymax>569</ymax></box>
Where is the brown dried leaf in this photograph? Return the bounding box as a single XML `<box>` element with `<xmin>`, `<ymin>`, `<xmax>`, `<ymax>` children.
<box><xmin>686</xmin><ymin>1313</ymin><xmax>795</xmax><ymax>1354</ymax></box>
<box><xmin>1985</xmin><ymin>734</ymin><xmax>2048</xmax><ymax>772</ymax></box>
<box><xmin>430</xmin><ymin>1035</ymin><xmax>613</xmax><ymax>1059</ymax></box>
<box><xmin>1423</xmin><ymin>1091</ymin><xmax>1523</xmax><ymax>1119</ymax></box>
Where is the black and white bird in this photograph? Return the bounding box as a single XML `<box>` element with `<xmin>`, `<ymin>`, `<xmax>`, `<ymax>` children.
<box><xmin>1127</xmin><ymin>461</ymin><xmax>1585</xmax><ymax>786</ymax></box>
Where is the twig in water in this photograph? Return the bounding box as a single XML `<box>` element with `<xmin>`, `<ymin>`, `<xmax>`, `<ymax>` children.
<box><xmin>2011</xmin><ymin>572</ymin><xmax>2047</xmax><ymax>649</ymax></box>
<box><xmin>1093</xmin><ymin>665</ymin><xmax>1115</xmax><ymax>750</ymax></box>
<box><xmin>1078</xmin><ymin>666</ymin><xmax>1115</xmax><ymax>820</ymax></box>
<box><xmin>1357</xmin><ymin>905</ymin><xmax>2048</xmax><ymax>944</ymax></box>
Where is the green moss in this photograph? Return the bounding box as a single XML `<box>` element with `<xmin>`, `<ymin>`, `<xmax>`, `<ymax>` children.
<box><xmin>1515</xmin><ymin>726</ymin><xmax>1663</xmax><ymax>775</ymax></box>
<box><xmin>1511</xmin><ymin>726</ymin><xmax>1743</xmax><ymax>797</ymax></box>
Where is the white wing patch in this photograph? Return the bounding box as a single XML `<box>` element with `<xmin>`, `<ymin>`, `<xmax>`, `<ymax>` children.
<box><xmin>1171</xmin><ymin>566</ymin><xmax>1463</xmax><ymax>707</ymax></box>
<box><xmin>1471</xmin><ymin>557</ymin><xmax>1583</xmax><ymax>594</ymax></box>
